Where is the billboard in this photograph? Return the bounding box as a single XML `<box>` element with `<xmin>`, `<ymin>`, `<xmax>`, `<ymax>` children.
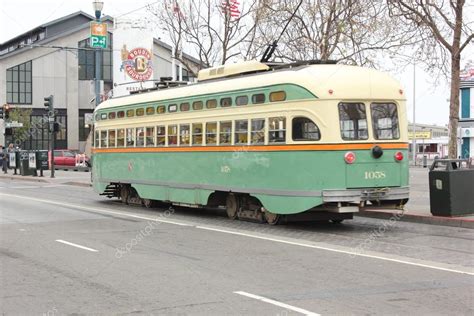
<box><xmin>113</xmin><ymin>18</ymin><xmax>155</xmax><ymax>97</ymax></box>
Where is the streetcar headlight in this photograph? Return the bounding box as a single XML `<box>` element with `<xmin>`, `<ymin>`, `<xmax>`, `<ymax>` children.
<box><xmin>344</xmin><ymin>152</ymin><xmax>356</xmax><ymax>164</ymax></box>
<box><xmin>394</xmin><ymin>151</ymin><xmax>404</xmax><ymax>162</ymax></box>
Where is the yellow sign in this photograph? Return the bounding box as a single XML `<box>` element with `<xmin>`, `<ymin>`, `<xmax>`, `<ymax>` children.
<box><xmin>90</xmin><ymin>22</ymin><xmax>107</xmax><ymax>36</ymax></box>
<box><xmin>408</xmin><ymin>131</ymin><xmax>432</xmax><ymax>139</ymax></box>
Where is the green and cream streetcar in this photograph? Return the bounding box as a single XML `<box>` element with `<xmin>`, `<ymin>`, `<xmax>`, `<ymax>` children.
<box><xmin>92</xmin><ymin>60</ymin><xmax>409</xmax><ymax>224</ymax></box>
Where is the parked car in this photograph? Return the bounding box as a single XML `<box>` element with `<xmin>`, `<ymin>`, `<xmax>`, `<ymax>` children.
<box><xmin>49</xmin><ymin>150</ymin><xmax>91</xmax><ymax>167</ymax></box>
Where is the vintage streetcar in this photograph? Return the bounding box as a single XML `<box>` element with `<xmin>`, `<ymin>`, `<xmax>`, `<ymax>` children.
<box><xmin>91</xmin><ymin>60</ymin><xmax>409</xmax><ymax>224</ymax></box>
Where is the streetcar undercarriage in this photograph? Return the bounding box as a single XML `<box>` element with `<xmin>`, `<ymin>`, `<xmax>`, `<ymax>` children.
<box><xmin>100</xmin><ymin>183</ymin><xmax>408</xmax><ymax>225</ymax></box>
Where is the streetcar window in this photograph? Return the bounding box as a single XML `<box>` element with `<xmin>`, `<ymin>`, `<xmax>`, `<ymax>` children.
<box><xmin>95</xmin><ymin>113</ymin><xmax>100</xmax><ymax>121</ymax></box>
<box><xmin>371</xmin><ymin>103</ymin><xmax>400</xmax><ymax>140</ymax></box>
<box><xmin>251</xmin><ymin>119</ymin><xmax>265</xmax><ymax>144</ymax></box>
<box><xmin>235</xmin><ymin>120</ymin><xmax>248</xmax><ymax>145</ymax></box>
<box><xmin>127</xmin><ymin>109</ymin><xmax>135</xmax><ymax>117</ymax></box>
<box><xmin>180</xmin><ymin>102</ymin><xmax>190</xmax><ymax>111</ymax></box>
<box><xmin>136</xmin><ymin>108</ymin><xmax>145</xmax><ymax>116</ymax></box>
<box><xmin>168</xmin><ymin>125</ymin><xmax>178</xmax><ymax>145</ymax></box>
<box><xmin>180</xmin><ymin>124</ymin><xmax>190</xmax><ymax>145</ymax></box>
<box><xmin>156</xmin><ymin>126</ymin><xmax>166</xmax><ymax>146</ymax></box>
<box><xmin>146</xmin><ymin>127</ymin><xmax>155</xmax><ymax>146</ymax></box>
<box><xmin>338</xmin><ymin>103</ymin><xmax>368</xmax><ymax>140</ymax></box>
<box><xmin>252</xmin><ymin>93</ymin><xmax>265</xmax><ymax>104</ymax></box>
<box><xmin>236</xmin><ymin>96</ymin><xmax>248</xmax><ymax>106</ymax></box>
<box><xmin>169</xmin><ymin>104</ymin><xmax>177</xmax><ymax>112</ymax></box>
<box><xmin>219</xmin><ymin>121</ymin><xmax>232</xmax><ymax>145</ymax></box>
<box><xmin>117</xmin><ymin>129</ymin><xmax>125</xmax><ymax>147</ymax></box>
<box><xmin>108</xmin><ymin>112</ymin><xmax>116</xmax><ymax>120</ymax></box>
<box><xmin>146</xmin><ymin>107</ymin><xmax>155</xmax><ymax>115</ymax></box>
<box><xmin>292</xmin><ymin>117</ymin><xmax>321</xmax><ymax>141</ymax></box>
<box><xmin>126</xmin><ymin>128</ymin><xmax>135</xmax><ymax>147</ymax></box>
<box><xmin>101</xmin><ymin>113</ymin><xmax>107</xmax><ymax>120</ymax></box>
<box><xmin>94</xmin><ymin>130</ymin><xmax>99</xmax><ymax>147</ymax></box>
<box><xmin>270</xmin><ymin>91</ymin><xmax>286</xmax><ymax>102</ymax></box>
<box><xmin>108</xmin><ymin>130</ymin><xmax>116</xmax><ymax>147</ymax></box>
<box><xmin>117</xmin><ymin>111</ymin><xmax>125</xmax><ymax>118</ymax></box>
<box><xmin>157</xmin><ymin>105</ymin><xmax>166</xmax><ymax>114</ymax></box>
<box><xmin>206</xmin><ymin>99</ymin><xmax>217</xmax><ymax>109</ymax></box>
<box><xmin>206</xmin><ymin>122</ymin><xmax>217</xmax><ymax>145</ymax></box>
<box><xmin>193</xmin><ymin>101</ymin><xmax>203</xmax><ymax>110</ymax></box>
<box><xmin>192</xmin><ymin>123</ymin><xmax>203</xmax><ymax>145</ymax></box>
<box><xmin>100</xmin><ymin>130</ymin><xmax>108</xmax><ymax>148</ymax></box>
<box><xmin>136</xmin><ymin>127</ymin><xmax>145</xmax><ymax>147</ymax></box>
<box><xmin>268</xmin><ymin>117</ymin><xmax>286</xmax><ymax>143</ymax></box>
<box><xmin>220</xmin><ymin>97</ymin><xmax>232</xmax><ymax>107</ymax></box>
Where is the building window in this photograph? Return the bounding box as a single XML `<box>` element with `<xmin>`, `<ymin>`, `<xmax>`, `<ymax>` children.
<box><xmin>78</xmin><ymin>36</ymin><xmax>113</xmax><ymax>81</ymax></box>
<box><xmin>6</xmin><ymin>61</ymin><xmax>32</xmax><ymax>104</ymax></box>
<box><xmin>79</xmin><ymin>110</ymin><xmax>93</xmax><ymax>142</ymax></box>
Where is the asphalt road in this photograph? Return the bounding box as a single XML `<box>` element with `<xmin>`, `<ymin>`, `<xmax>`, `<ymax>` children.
<box><xmin>0</xmin><ymin>179</ymin><xmax>473</xmax><ymax>315</ymax></box>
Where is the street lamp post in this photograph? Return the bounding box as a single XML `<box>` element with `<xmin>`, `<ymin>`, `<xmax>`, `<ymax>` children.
<box><xmin>93</xmin><ymin>0</ymin><xmax>104</xmax><ymax>107</ymax></box>
<box><xmin>412</xmin><ymin>60</ymin><xmax>416</xmax><ymax>166</ymax></box>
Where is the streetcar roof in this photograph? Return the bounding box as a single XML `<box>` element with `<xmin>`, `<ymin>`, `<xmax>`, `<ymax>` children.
<box><xmin>95</xmin><ymin>63</ymin><xmax>405</xmax><ymax>111</ymax></box>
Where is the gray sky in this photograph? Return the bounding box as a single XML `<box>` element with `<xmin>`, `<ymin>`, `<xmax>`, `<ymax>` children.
<box><xmin>1</xmin><ymin>0</ymin><xmax>468</xmax><ymax>126</ymax></box>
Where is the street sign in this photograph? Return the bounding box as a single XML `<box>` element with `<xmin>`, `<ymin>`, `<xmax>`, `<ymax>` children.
<box><xmin>90</xmin><ymin>22</ymin><xmax>107</xmax><ymax>48</ymax></box>
<box><xmin>408</xmin><ymin>131</ymin><xmax>432</xmax><ymax>139</ymax></box>
<box><xmin>5</xmin><ymin>121</ymin><xmax>23</xmax><ymax>128</ymax></box>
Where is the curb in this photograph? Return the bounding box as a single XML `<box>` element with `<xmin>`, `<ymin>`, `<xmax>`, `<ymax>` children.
<box><xmin>356</xmin><ymin>210</ymin><xmax>474</xmax><ymax>229</ymax></box>
<box><xmin>0</xmin><ymin>175</ymin><xmax>50</xmax><ymax>183</ymax></box>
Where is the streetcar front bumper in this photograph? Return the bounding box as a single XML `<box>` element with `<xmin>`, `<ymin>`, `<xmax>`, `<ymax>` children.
<box><xmin>322</xmin><ymin>186</ymin><xmax>409</xmax><ymax>203</ymax></box>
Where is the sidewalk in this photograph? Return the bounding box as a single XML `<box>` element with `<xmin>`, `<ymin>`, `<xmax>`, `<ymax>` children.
<box><xmin>356</xmin><ymin>167</ymin><xmax>474</xmax><ymax>229</ymax></box>
<box><xmin>1</xmin><ymin>167</ymin><xmax>472</xmax><ymax>228</ymax></box>
<box><xmin>0</xmin><ymin>169</ymin><xmax>91</xmax><ymax>187</ymax></box>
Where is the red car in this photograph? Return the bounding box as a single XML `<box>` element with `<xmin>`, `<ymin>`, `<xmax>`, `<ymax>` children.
<box><xmin>49</xmin><ymin>150</ymin><xmax>91</xmax><ymax>167</ymax></box>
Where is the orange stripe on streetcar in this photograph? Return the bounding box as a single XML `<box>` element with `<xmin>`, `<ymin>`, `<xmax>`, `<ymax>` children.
<box><xmin>92</xmin><ymin>143</ymin><xmax>409</xmax><ymax>154</ymax></box>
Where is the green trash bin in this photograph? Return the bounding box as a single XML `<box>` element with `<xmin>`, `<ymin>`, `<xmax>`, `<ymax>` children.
<box><xmin>429</xmin><ymin>159</ymin><xmax>474</xmax><ymax>216</ymax></box>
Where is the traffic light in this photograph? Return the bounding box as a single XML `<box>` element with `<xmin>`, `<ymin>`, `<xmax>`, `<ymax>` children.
<box><xmin>1</xmin><ymin>104</ymin><xmax>10</xmax><ymax>120</ymax></box>
<box><xmin>44</xmin><ymin>95</ymin><xmax>54</xmax><ymax>110</ymax></box>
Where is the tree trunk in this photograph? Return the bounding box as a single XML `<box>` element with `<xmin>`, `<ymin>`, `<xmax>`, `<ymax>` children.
<box><xmin>448</xmin><ymin>54</ymin><xmax>461</xmax><ymax>159</ymax></box>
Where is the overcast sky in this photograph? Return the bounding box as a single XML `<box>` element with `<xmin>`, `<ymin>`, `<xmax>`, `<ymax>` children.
<box><xmin>1</xmin><ymin>0</ymin><xmax>469</xmax><ymax>126</ymax></box>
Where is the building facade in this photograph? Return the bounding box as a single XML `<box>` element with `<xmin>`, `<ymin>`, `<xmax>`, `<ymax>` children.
<box><xmin>459</xmin><ymin>76</ymin><xmax>474</xmax><ymax>158</ymax></box>
<box><xmin>0</xmin><ymin>11</ymin><xmax>200</xmax><ymax>151</ymax></box>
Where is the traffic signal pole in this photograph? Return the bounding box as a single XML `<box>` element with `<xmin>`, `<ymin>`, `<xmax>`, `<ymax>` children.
<box><xmin>44</xmin><ymin>95</ymin><xmax>55</xmax><ymax>178</ymax></box>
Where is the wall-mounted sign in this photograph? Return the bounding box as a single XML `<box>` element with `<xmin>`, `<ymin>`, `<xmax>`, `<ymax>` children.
<box><xmin>113</xmin><ymin>18</ymin><xmax>154</xmax><ymax>97</ymax></box>
<box><xmin>461</xmin><ymin>128</ymin><xmax>473</xmax><ymax>138</ymax></box>
<box><xmin>408</xmin><ymin>131</ymin><xmax>432</xmax><ymax>139</ymax></box>
<box><xmin>121</xmin><ymin>47</ymin><xmax>153</xmax><ymax>81</ymax></box>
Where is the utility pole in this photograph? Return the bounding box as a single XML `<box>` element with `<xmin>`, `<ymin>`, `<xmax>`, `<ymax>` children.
<box><xmin>92</xmin><ymin>1</ymin><xmax>104</xmax><ymax>107</ymax></box>
<box><xmin>412</xmin><ymin>61</ymin><xmax>417</xmax><ymax>166</ymax></box>
<box><xmin>44</xmin><ymin>95</ymin><xmax>55</xmax><ymax>178</ymax></box>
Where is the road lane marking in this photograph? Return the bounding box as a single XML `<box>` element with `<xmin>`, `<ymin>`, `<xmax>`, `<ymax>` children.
<box><xmin>1</xmin><ymin>192</ymin><xmax>473</xmax><ymax>276</ymax></box>
<box><xmin>196</xmin><ymin>226</ymin><xmax>474</xmax><ymax>276</ymax></box>
<box><xmin>234</xmin><ymin>291</ymin><xmax>320</xmax><ymax>316</ymax></box>
<box><xmin>56</xmin><ymin>239</ymin><xmax>98</xmax><ymax>252</ymax></box>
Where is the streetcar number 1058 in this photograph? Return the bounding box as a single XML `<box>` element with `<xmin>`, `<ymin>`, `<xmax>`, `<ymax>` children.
<box><xmin>364</xmin><ymin>171</ymin><xmax>386</xmax><ymax>179</ymax></box>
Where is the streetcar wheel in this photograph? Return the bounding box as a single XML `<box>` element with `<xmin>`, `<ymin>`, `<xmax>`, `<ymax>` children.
<box><xmin>263</xmin><ymin>209</ymin><xmax>280</xmax><ymax>225</ymax></box>
<box><xmin>226</xmin><ymin>194</ymin><xmax>239</xmax><ymax>220</ymax></box>
<box><xmin>120</xmin><ymin>186</ymin><xmax>129</xmax><ymax>205</ymax></box>
<box><xmin>143</xmin><ymin>199</ymin><xmax>155</xmax><ymax>208</ymax></box>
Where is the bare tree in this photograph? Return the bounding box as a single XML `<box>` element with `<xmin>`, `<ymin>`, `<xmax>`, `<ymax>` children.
<box><xmin>255</xmin><ymin>0</ymin><xmax>417</xmax><ymax>67</ymax></box>
<box><xmin>388</xmin><ymin>0</ymin><xmax>474</xmax><ymax>158</ymax></box>
<box><xmin>148</xmin><ymin>0</ymin><xmax>265</xmax><ymax>76</ymax></box>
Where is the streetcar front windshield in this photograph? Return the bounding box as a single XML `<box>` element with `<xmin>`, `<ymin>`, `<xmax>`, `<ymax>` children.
<box><xmin>371</xmin><ymin>102</ymin><xmax>400</xmax><ymax>140</ymax></box>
